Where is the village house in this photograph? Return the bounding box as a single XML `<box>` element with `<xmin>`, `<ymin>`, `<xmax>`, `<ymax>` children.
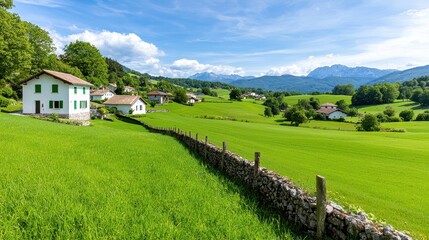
<box><xmin>21</xmin><ymin>70</ymin><xmax>93</xmax><ymax>120</ymax></box>
<box><xmin>124</xmin><ymin>86</ymin><xmax>135</xmax><ymax>93</ymax></box>
<box><xmin>103</xmin><ymin>95</ymin><xmax>147</xmax><ymax>115</ymax></box>
<box><xmin>90</xmin><ymin>89</ymin><xmax>115</xmax><ymax>101</ymax></box>
<box><xmin>316</xmin><ymin>103</ymin><xmax>347</xmax><ymax>120</ymax></box>
<box><xmin>186</xmin><ymin>93</ymin><xmax>201</xmax><ymax>104</ymax></box>
<box><xmin>147</xmin><ymin>90</ymin><xmax>171</xmax><ymax>104</ymax></box>
<box><xmin>106</xmin><ymin>83</ymin><xmax>117</xmax><ymax>92</ymax></box>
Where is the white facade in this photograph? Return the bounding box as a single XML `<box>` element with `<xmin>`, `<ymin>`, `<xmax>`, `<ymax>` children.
<box><xmin>148</xmin><ymin>95</ymin><xmax>168</xmax><ymax>104</ymax></box>
<box><xmin>90</xmin><ymin>91</ymin><xmax>114</xmax><ymax>101</ymax></box>
<box><xmin>327</xmin><ymin>111</ymin><xmax>347</xmax><ymax>119</ymax></box>
<box><xmin>22</xmin><ymin>74</ymin><xmax>91</xmax><ymax>120</ymax></box>
<box><xmin>105</xmin><ymin>99</ymin><xmax>146</xmax><ymax>115</ymax></box>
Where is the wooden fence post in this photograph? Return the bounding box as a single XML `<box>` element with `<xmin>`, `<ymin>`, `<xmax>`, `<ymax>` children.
<box><xmin>316</xmin><ymin>175</ymin><xmax>327</xmax><ymax>240</ymax></box>
<box><xmin>195</xmin><ymin>133</ymin><xmax>199</xmax><ymax>151</ymax></box>
<box><xmin>204</xmin><ymin>136</ymin><xmax>208</xmax><ymax>159</ymax></box>
<box><xmin>254</xmin><ymin>152</ymin><xmax>260</xmax><ymax>187</ymax></box>
<box><xmin>221</xmin><ymin>141</ymin><xmax>227</xmax><ymax>169</ymax></box>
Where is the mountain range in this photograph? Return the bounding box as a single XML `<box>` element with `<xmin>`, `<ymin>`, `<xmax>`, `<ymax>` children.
<box><xmin>188</xmin><ymin>64</ymin><xmax>429</xmax><ymax>93</ymax></box>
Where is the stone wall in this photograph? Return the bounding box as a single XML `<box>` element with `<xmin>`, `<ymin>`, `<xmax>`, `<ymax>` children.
<box><xmin>117</xmin><ymin>115</ymin><xmax>412</xmax><ymax>240</ymax></box>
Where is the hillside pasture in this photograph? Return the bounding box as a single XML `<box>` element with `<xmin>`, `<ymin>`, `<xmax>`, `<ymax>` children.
<box><xmin>142</xmin><ymin>100</ymin><xmax>429</xmax><ymax>238</ymax></box>
<box><xmin>0</xmin><ymin>113</ymin><xmax>302</xmax><ymax>239</ymax></box>
<box><xmin>357</xmin><ymin>100</ymin><xmax>429</xmax><ymax>117</ymax></box>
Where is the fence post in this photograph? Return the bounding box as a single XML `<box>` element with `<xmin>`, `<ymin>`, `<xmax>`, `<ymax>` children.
<box><xmin>221</xmin><ymin>141</ymin><xmax>227</xmax><ymax>169</ymax></box>
<box><xmin>204</xmin><ymin>136</ymin><xmax>208</xmax><ymax>159</ymax></box>
<box><xmin>316</xmin><ymin>175</ymin><xmax>327</xmax><ymax>240</ymax></box>
<box><xmin>253</xmin><ymin>152</ymin><xmax>260</xmax><ymax>187</ymax></box>
<box><xmin>195</xmin><ymin>133</ymin><xmax>199</xmax><ymax>151</ymax></box>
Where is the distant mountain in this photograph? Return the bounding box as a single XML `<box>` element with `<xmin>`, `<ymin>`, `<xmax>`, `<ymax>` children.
<box><xmin>230</xmin><ymin>75</ymin><xmax>368</xmax><ymax>93</ymax></box>
<box><xmin>368</xmin><ymin>65</ymin><xmax>429</xmax><ymax>84</ymax></box>
<box><xmin>308</xmin><ymin>64</ymin><xmax>397</xmax><ymax>79</ymax></box>
<box><xmin>189</xmin><ymin>72</ymin><xmax>254</xmax><ymax>83</ymax></box>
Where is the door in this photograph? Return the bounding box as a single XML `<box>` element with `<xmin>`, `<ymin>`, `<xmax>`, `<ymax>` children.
<box><xmin>35</xmin><ymin>101</ymin><xmax>40</xmax><ymax>114</ymax></box>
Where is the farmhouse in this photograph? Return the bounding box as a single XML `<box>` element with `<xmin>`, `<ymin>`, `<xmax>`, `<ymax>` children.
<box><xmin>124</xmin><ymin>86</ymin><xmax>135</xmax><ymax>92</ymax></box>
<box><xmin>316</xmin><ymin>103</ymin><xmax>347</xmax><ymax>120</ymax></box>
<box><xmin>104</xmin><ymin>95</ymin><xmax>147</xmax><ymax>115</ymax></box>
<box><xmin>186</xmin><ymin>93</ymin><xmax>201</xmax><ymax>104</ymax></box>
<box><xmin>106</xmin><ymin>83</ymin><xmax>117</xmax><ymax>92</ymax></box>
<box><xmin>147</xmin><ymin>90</ymin><xmax>171</xmax><ymax>104</ymax></box>
<box><xmin>21</xmin><ymin>70</ymin><xmax>93</xmax><ymax>120</ymax></box>
<box><xmin>90</xmin><ymin>89</ymin><xmax>115</xmax><ymax>101</ymax></box>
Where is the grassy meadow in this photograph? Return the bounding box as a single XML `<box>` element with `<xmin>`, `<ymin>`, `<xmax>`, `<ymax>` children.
<box><xmin>0</xmin><ymin>113</ymin><xmax>303</xmax><ymax>239</ymax></box>
<box><xmin>143</xmin><ymin>95</ymin><xmax>429</xmax><ymax>238</ymax></box>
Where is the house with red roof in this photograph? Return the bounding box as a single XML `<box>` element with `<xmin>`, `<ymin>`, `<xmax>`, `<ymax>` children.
<box><xmin>316</xmin><ymin>103</ymin><xmax>347</xmax><ymax>120</ymax></box>
<box><xmin>21</xmin><ymin>70</ymin><xmax>93</xmax><ymax>120</ymax></box>
<box><xmin>104</xmin><ymin>95</ymin><xmax>147</xmax><ymax>115</ymax></box>
<box><xmin>147</xmin><ymin>90</ymin><xmax>171</xmax><ymax>104</ymax></box>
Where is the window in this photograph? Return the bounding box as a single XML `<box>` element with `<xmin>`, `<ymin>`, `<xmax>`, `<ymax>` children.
<box><xmin>83</xmin><ymin>87</ymin><xmax>86</xmax><ymax>94</ymax></box>
<box><xmin>80</xmin><ymin>101</ymin><xmax>87</xmax><ymax>109</ymax></box>
<box><xmin>74</xmin><ymin>87</ymin><xmax>77</xmax><ymax>94</ymax></box>
<box><xmin>74</xmin><ymin>100</ymin><xmax>77</xmax><ymax>110</ymax></box>
<box><xmin>140</xmin><ymin>105</ymin><xmax>142</xmax><ymax>110</ymax></box>
<box><xmin>52</xmin><ymin>84</ymin><xmax>58</xmax><ymax>93</ymax></box>
<box><xmin>49</xmin><ymin>100</ymin><xmax>63</xmax><ymax>109</ymax></box>
<box><xmin>35</xmin><ymin>84</ymin><xmax>41</xmax><ymax>93</ymax></box>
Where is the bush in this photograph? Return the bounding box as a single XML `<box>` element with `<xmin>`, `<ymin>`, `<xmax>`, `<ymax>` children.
<box><xmin>0</xmin><ymin>96</ymin><xmax>10</xmax><ymax>107</ymax></box>
<box><xmin>383</xmin><ymin>106</ymin><xmax>395</xmax><ymax>117</ymax></box>
<box><xmin>264</xmin><ymin>107</ymin><xmax>273</xmax><ymax>117</ymax></box>
<box><xmin>358</xmin><ymin>114</ymin><xmax>380</xmax><ymax>131</ymax></box>
<box><xmin>387</xmin><ymin>116</ymin><xmax>402</xmax><ymax>122</ymax></box>
<box><xmin>399</xmin><ymin>110</ymin><xmax>414</xmax><ymax>121</ymax></box>
<box><xmin>313</xmin><ymin>113</ymin><xmax>325</xmax><ymax>120</ymax></box>
<box><xmin>1</xmin><ymin>86</ymin><xmax>15</xmax><ymax>98</ymax></box>
<box><xmin>415</xmin><ymin>112</ymin><xmax>429</xmax><ymax>121</ymax></box>
<box><xmin>149</xmin><ymin>100</ymin><xmax>157</xmax><ymax>108</ymax></box>
<box><xmin>376</xmin><ymin>113</ymin><xmax>388</xmax><ymax>123</ymax></box>
<box><xmin>50</xmin><ymin>113</ymin><xmax>59</xmax><ymax>121</ymax></box>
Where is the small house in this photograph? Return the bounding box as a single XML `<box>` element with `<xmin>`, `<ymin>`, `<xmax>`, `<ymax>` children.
<box><xmin>186</xmin><ymin>93</ymin><xmax>201</xmax><ymax>104</ymax></box>
<box><xmin>90</xmin><ymin>89</ymin><xmax>115</xmax><ymax>101</ymax></box>
<box><xmin>316</xmin><ymin>103</ymin><xmax>347</xmax><ymax>120</ymax></box>
<box><xmin>21</xmin><ymin>70</ymin><xmax>93</xmax><ymax>120</ymax></box>
<box><xmin>104</xmin><ymin>95</ymin><xmax>147</xmax><ymax>115</ymax></box>
<box><xmin>147</xmin><ymin>90</ymin><xmax>171</xmax><ymax>104</ymax></box>
<box><xmin>106</xmin><ymin>83</ymin><xmax>117</xmax><ymax>92</ymax></box>
<box><xmin>124</xmin><ymin>86</ymin><xmax>135</xmax><ymax>93</ymax></box>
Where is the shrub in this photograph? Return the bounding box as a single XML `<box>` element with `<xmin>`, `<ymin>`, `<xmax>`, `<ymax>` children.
<box><xmin>50</xmin><ymin>113</ymin><xmax>59</xmax><ymax>121</ymax></box>
<box><xmin>387</xmin><ymin>116</ymin><xmax>402</xmax><ymax>122</ymax></box>
<box><xmin>0</xmin><ymin>96</ymin><xmax>10</xmax><ymax>107</ymax></box>
<box><xmin>399</xmin><ymin>110</ymin><xmax>414</xmax><ymax>121</ymax></box>
<box><xmin>383</xmin><ymin>106</ymin><xmax>395</xmax><ymax>117</ymax></box>
<box><xmin>415</xmin><ymin>112</ymin><xmax>429</xmax><ymax>121</ymax></box>
<box><xmin>264</xmin><ymin>107</ymin><xmax>273</xmax><ymax>117</ymax></box>
<box><xmin>376</xmin><ymin>113</ymin><xmax>388</xmax><ymax>123</ymax></box>
<box><xmin>1</xmin><ymin>87</ymin><xmax>14</xmax><ymax>98</ymax></box>
<box><xmin>149</xmin><ymin>100</ymin><xmax>157</xmax><ymax>108</ymax></box>
<box><xmin>358</xmin><ymin>114</ymin><xmax>380</xmax><ymax>131</ymax></box>
<box><xmin>313</xmin><ymin>113</ymin><xmax>325</xmax><ymax>120</ymax></box>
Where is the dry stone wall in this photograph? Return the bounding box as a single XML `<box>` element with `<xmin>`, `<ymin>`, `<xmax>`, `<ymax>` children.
<box><xmin>117</xmin><ymin>115</ymin><xmax>413</xmax><ymax>240</ymax></box>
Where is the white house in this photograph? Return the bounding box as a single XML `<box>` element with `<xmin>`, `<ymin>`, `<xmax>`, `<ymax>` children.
<box><xmin>106</xmin><ymin>83</ymin><xmax>117</xmax><ymax>92</ymax></box>
<box><xmin>90</xmin><ymin>89</ymin><xmax>115</xmax><ymax>101</ymax></box>
<box><xmin>316</xmin><ymin>103</ymin><xmax>347</xmax><ymax>120</ymax></box>
<box><xmin>147</xmin><ymin>90</ymin><xmax>171</xmax><ymax>104</ymax></box>
<box><xmin>21</xmin><ymin>70</ymin><xmax>93</xmax><ymax>120</ymax></box>
<box><xmin>186</xmin><ymin>93</ymin><xmax>200</xmax><ymax>104</ymax></box>
<box><xmin>103</xmin><ymin>95</ymin><xmax>147</xmax><ymax>115</ymax></box>
<box><xmin>124</xmin><ymin>86</ymin><xmax>135</xmax><ymax>93</ymax></box>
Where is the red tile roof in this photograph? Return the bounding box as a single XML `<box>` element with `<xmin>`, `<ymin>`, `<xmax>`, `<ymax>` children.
<box><xmin>104</xmin><ymin>95</ymin><xmax>146</xmax><ymax>105</ymax></box>
<box><xmin>147</xmin><ymin>90</ymin><xmax>171</xmax><ymax>96</ymax></box>
<box><xmin>90</xmin><ymin>89</ymin><xmax>114</xmax><ymax>96</ymax></box>
<box><xmin>316</xmin><ymin>108</ymin><xmax>347</xmax><ymax>115</ymax></box>
<box><xmin>21</xmin><ymin>70</ymin><xmax>93</xmax><ymax>87</ymax></box>
<box><xmin>320</xmin><ymin>102</ymin><xmax>337</xmax><ymax>107</ymax></box>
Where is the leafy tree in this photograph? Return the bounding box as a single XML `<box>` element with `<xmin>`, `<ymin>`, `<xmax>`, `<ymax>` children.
<box><xmin>415</xmin><ymin>111</ymin><xmax>429</xmax><ymax>121</ymax></box>
<box><xmin>367</xmin><ymin>87</ymin><xmax>383</xmax><ymax>104</ymax></box>
<box><xmin>398</xmin><ymin>86</ymin><xmax>412</xmax><ymax>100</ymax></box>
<box><xmin>411</xmin><ymin>89</ymin><xmax>423</xmax><ymax>103</ymax></box>
<box><xmin>376</xmin><ymin>113</ymin><xmax>388</xmax><ymax>123</ymax></box>
<box><xmin>284</xmin><ymin>105</ymin><xmax>300</xmax><ymax>121</ymax></box>
<box><xmin>1</xmin><ymin>86</ymin><xmax>14</xmax><ymax>98</ymax></box>
<box><xmin>173</xmin><ymin>88</ymin><xmax>188</xmax><ymax>104</ymax></box>
<box><xmin>351</xmin><ymin>85</ymin><xmax>370</xmax><ymax>105</ymax></box>
<box><xmin>332</xmin><ymin>84</ymin><xmax>355</xmax><ymax>95</ymax></box>
<box><xmin>279</xmin><ymin>101</ymin><xmax>288</xmax><ymax>111</ymax></box>
<box><xmin>63</xmin><ymin>41</ymin><xmax>108</xmax><ymax>87</ymax></box>
<box><xmin>335</xmin><ymin>99</ymin><xmax>348</xmax><ymax>111</ymax></box>
<box><xmin>0</xmin><ymin>95</ymin><xmax>9</xmax><ymax>107</ymax></box>
<box><xmin>24</xmin><ymin>21</ymin><xmax>55</xmax><ymax>74</ymax></box>
<box><xmin>378</xmin><ymin>83</ymin><xmax>399</xmax><ymax>103</ymax></box>
<box><xmin>105</xmin><ymin>57</ymin><xmax>126</xmax><ymax>79</ymax></box>
<box><xmin>201</xmin><ymin>87</ymin><xmax>211</xmax><ymax>95</ymax></box>
<box><xmin>358</xmin><ymin>114</ymin><xmax>380</xmax><ymax>131</ymax></box>
<box><xmin>290</xmin><ymin>110</ymin><xmax>307</xmax><ymax>126</ymax></box>
<box><xmin>399</xmin><ymin>110</ymin><xmax>414</xmax><ymax>121</ymax></box>
<box><xmin>348</xmin><ymin>107</ymin><xmax>358</xmax><ymax>117</ymax></box>
<box><xmin>419</xmin><ymin>90</ymin><xmax>429</xmax><ymax>106</ymax></box>
<box><xmin>45</xmin><ymin>54</ymin><xmax>84</xmax><ymax>78</ymax></box>
<box><xmin>383</xmin><ymin>106</ymin><xmax>395</xmax><ymax>117</ymax></box>
<box><xmin>0</xmin><ymin>0</ymin><xmax>13</xmax><ymax>9</ymax></box>
<box><xmin>264</xmin><ymin>107</ymin><xmax>273</xmax><ymax>117</ymax></box>
<box><xmin>229</xmin><ymin>89</ymin><xmax>242</xmax><ymax>101</ymax></box>
<box><xmin>297</xmin><ymin>99</ymin><xmax>312</xmax><ymax>110</ymax></box>
<box><xmin>263</xmin><ymin>97</ymin><xmax>280</xmax><ymax>115</ymax></box>
<box><xmin>308</xmin><ymin>97</ymin><xmax>320</xmax><ymax>110</ymax></box>
<box><xmin>156</xmin><ymin>80</ymin><xmax>176</xmax><ymax>93</ymax></box>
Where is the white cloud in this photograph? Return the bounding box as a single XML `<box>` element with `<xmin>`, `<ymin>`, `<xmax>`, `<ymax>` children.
<box><xmin>169</xmin><ymin>58</ymin><xmax>245</xmax><ymax>77</ymax></box>
<box><xmin>265</xmin><ymin>8</ymin><xmax>429</xmax><ymax>76</ymax></box>
<box><xmin>15</xmin><ymin>0</ymin><xmax>65</xmax><ymax>7</ymax></box>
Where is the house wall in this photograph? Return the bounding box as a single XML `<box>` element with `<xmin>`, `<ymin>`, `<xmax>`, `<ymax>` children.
<box><xmin>90</xmin><ymin>92</ymin><xmax>114</xmax><ymax>101</ymax></box>
<box><xmin>22</xmin><ymin>74</ymin><xmax>90</xmax><ymax>120</ymax></box>
<box><xmin>328</xmin><ymin>111</ymin><xmax>347</xmax><ymax>119</ymax></box>
<box><xmin>105</xmin><ymin>100</ymin><xmax>146</xmax><ymax>115</ymax></box>
<box><xmin>148</xmin><ymin>95</ymin><xmax>167</xmax><ymax>104</ymax></box>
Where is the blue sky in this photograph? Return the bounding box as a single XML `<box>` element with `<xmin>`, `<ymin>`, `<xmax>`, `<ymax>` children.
<box><xmin>11</xmin><ymin>0</ymin><xmax>429</xmax><ymax>77</ymax></box>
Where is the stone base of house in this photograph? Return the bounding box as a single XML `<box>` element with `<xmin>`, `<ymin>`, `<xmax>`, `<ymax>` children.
<box><xmin>24</xmin><ymin>112</ymin><xmax>90</xmax><ymax>121</ymax></box>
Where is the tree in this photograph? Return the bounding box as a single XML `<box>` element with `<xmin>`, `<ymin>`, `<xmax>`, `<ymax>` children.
<box><xmin>263</xmin><ymin>97</ymin><xmax>280</xmax><ymax>115</ymax></box>
<box><xmin>63</xmin><ymin>41</ymin><xmax>108</xmax><ymax>87</ymax></box>
<box><xmin>290</xmin><ymin>110</ymin><xmax>307</xmax><ymax>126</ymax></box>
<box><xmin>351</xmin><ymin>85</ymin><xmax>370</xmax><ymax>105</ymax></box>
<box><xmin>410</xmin><ymin>89</ymin><xmax>423</xmax><ymax>103</ymax></box>
<box><xmin>264</xmin><ymin>107</ymin><xmax>273</xmax><ymax>117</ymax></box>
<box><xmin>308</xmin><ymin>97</ymin><xmax>320</xmax><ymax>110</ymax></box>
<box><xmin>335</xmin><ymin>99</ymin><xmax>348</xmax><ymax>111</ymax></box>
<box><xmin>0</xmin><ymin>0</ymin><xmax>13</xmax><ymax>9</ymax></box>
<box><xmin>399</xmin><ymin>110</ymin><xmax>414</xmax><ymax>121</ymax></box>
<box><xmin>378</xmin><ymin>83</ymin><xmax>399</xmax><ymax>103</ymax></box>
<box><xmin>173</xmin><ymin>88</ymin><xmax>188</xmax><ymax>104</ymax></box>
<box><xmin>398</xmin><ymin>86</ymin><xmax>412</xmax><ymax>100</ymax></box>
<box><xmin>358</xmin><ymin>114</ymin><xmax>380</xmax><ymax>131</ymax></box>
<box><xmin>229</xmin><ymin>89</ymin><xmax>242</xmax><ymax>101</ymax></box>
<box><xmin>383</xmin><ymin>106</ymin><xmax>395</xmax><ymax>117</ymax></box>
<box><xmin>332</xmin><ymin>84</ymin><xmax>355</xmax><ymax>95</ymax></box>
<box><xmin>24</xmin><ymin>21</ymin><xmax>55</xmax><ymax>74</ymax></box>
<box><xmin>419</xmin><ymin>90</ymin><xmax>429</xmax><ymax>106</ymax></box>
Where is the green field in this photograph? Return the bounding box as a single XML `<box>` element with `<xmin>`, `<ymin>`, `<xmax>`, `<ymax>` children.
<box><xmin>144</xmin><ymin>98</ymin><xmax>429</xmax><ymax>238</ymax></box>
<box><xmin>0</xmin><ymin>113</ymin><xmax>302</xmax><ymax>239</ymax></box>
<box><xmin>357</xmin><ymin>100</ymin><xmax>429</xmax><ymax>117</ymax></box>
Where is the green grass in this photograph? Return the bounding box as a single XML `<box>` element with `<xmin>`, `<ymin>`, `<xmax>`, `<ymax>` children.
<box><xmin>284</xmin><ymin>94</ymin><xmax>352</xmax><ymax>105</ymax></box>
<box><xmin>0</xmin><ymin>100</ymin><xmax>22</xmax><ymax>113</ymax></box>
<box><xmin>142</xmin><ymin>100</ymin><xmax>429</xmax><ymax>239</ymax></box>
<box><xmin>357</xmin><ymin>100</ymin><xmax>429</xmax><ymax>117</ymax></box>
<box><xmin>0</xmin><ymin>113</ymin><xmax>303</xmax><ymax>239</ymax></box>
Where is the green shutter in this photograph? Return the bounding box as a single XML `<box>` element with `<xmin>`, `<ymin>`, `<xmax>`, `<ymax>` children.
<box><xmin>59</xmin><ymin>101</ymin><xmax>63</xmax><ymax>109</ymax></box>
<box><xmin>79</xmin><ymin>101</ymin><xmax>82</xmax><ymax>109</ymax></box>
<box><xmin>83</xmin><ymin>87</ymin><xmax>86</xmax><ymax>94</ymax></box>
<box><xmin>74</xmin><ymin>87</ymin><xmax>77</xmax><ymax>94</ymax></box>
<box><xmin>74</xmin><ymin>101</ymin><xmax>77</xmax><ymax>110</ymax></box>
<box><xmin>52</xmin><ymin>84</ymin><xmax>58</xmax><ymax>93</ymax></box>
<box><xmin>35</xmin><ymin>84</ymin><xmax>41</xmax><ymax>93</ymax></box>
<box><xmin>49</xmin><ymin>101</ymin><xmax>53</xmax><ymax>108</ymax></box>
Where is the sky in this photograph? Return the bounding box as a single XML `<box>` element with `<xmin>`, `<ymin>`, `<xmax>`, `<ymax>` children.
<box><xmin>11</xmin><ymin>0</ymin><xmax>429</xmax><ymax>78</ymax></box>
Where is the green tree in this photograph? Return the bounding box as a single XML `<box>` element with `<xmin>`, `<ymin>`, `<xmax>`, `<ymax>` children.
<box><xmin>290</xmin><ymin>110</ymin><xmax>307</xmax><ymax>126</ymax></box>
<box><xmin>229</xmin><ymin>89</ymin><xmax>242</xmax><ymax>101</ymax></box>
<box><xmin>383</xmin><ymin>106</ymin><xmax>395</xmax><ymax>117</ymax></box>
<box><xmin>332</xmin><ymin>84</ymin><xmax>355</xmax><ymax>95</ymax></box>
<box><xmin>358</xmin><ymin>114</ymin><xmax>380</xmax><ymax>131</ymax></box>
<box><xmin>378</xmin><ymin>83</ymin><xmax>399</xmax><ymax>103</ymax></box>
<box><xmin>173</xmin><ymin>88</ymin><xmax>188</xmax><ymax>104</ymax></box>
<box><xmin>335</xmin><ymin>99</ymin><xmax>348</xmax><ymax>111</ymax></box>
<box><xmin>419</xmin><ymin>90</ymin><xmax>429</xmax><ymax>106</ymax></box>
<box><xmin>410</xmin><ymin>89</ymin><xmax>423</xmax><ymax>103</ymax></box>
<box><xmin>24</xmin><ymin>21</ymin><xmax>55</xmax><ymax>74</ymax></box>
<box><xmin>264</xmin><ymin>107</ymin><xmax>273</xmax><ymax>117</ymax></box>
<box><xmin>63</xmin><ymin>41</ymin><xmax>108</xmax><ymax>87</ymax></box>
<box><xmin>399</xmin><ymin>110</ymin><xmax>414</xmax><ymax>121</ymax></box>
<box><xmin>0</xmin><ymin>0</ymin><xmax>13</xmax><ymax>9</ymax></box>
